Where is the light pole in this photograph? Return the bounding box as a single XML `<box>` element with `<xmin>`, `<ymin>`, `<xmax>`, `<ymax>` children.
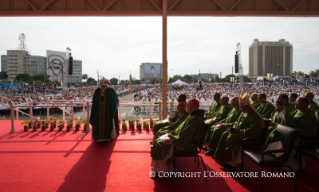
<box><xmin>97</xmin><ymin>70</ymin><xmax>99</xmax><ymax>86</ymax></box>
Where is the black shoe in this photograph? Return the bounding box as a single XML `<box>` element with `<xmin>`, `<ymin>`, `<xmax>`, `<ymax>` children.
<box><xmin>205</xmin><ymin>151</ymin><xmax>214</xmax><ymax>156</ymax></box>
<box><xmin>202</xmin><ymin>146</ymin><xmax>208</xmax><ymax>150</ymax></box>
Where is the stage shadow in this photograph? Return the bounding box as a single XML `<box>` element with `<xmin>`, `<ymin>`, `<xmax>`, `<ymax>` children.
<box><xmin>57</xmin><ymin>139</ymin><xmax>116</xmax><ymax>192</ymax></box>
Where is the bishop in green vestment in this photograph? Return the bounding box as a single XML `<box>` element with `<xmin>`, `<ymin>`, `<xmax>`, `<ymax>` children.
<box><xmin>204</xmin><ymin>97</ymin><xmax>242</xmax><ymax>156</ymax></box>
<box><xmin>152</xmin><ymin>94</ymin><xmax>186</xmax><ymax>134</ymax></box>
<box><xmin>265</xmin><ymin>101</ymin><xmax>288</xmax><ymax>145</ymax></box>
<box><xmin>250</xmin><ymin>93</ymin><xmax>261</xmax><ymax>109</ymax></box>
<box><xmin>306</xmin><ymin>92</ymin><xmax>319</xmax><ymax>119</ymax></box>
<box><xmin>205</xmin><ymin>96</ymin><xmax>232</xmax><ymax>126</ymax></box>
<box><xmin>283</xmin><ymin>97</ymin><xmax>318</xmax><ymax>142</ymax></box>
<box><xmin>204</xmin><ymin>93</ymin><xmax>222</xmax><ymax>119</ymax></box>
<box><xmin>150</xmin><ymin>99</ymin><xmax>204</xmax><ymax>173</ymax></box>
<box><xmin>152</xmin><ymin>102</ymin><xmax>189</xmax><ymax>144</ymax></box>
<box><xmin>214</xmin><ymin>93</ymin><xmax>263</xmax><ymax>167</ymax></box>
<box><xmin>256</xmin><ymin>93</ymin><xmax>275</xmax><ymax>119</ymax></box>
<box><xmin>90</xmin><ymin>79</ymin><xmax>119</xmax><ymax>142</ymax></box>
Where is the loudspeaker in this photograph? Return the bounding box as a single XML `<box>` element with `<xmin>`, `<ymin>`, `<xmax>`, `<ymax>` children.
<box><xmin>68</xmin><ymin>56</ymin><xmax>73</xmax><ymax>75</ymax></box>
<box><xmin>235</xmin><ymin>54</ymin><xmax>239</xmax><ymax>73</ymax></box>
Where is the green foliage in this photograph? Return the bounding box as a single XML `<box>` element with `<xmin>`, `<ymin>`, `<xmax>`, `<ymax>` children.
<box><xmin>58</xmin><ymin>120</ymin><xmax>65</xmax><ymax>127</ymax></box>
<box><xmin>133</xmin><ymin>79</ymin><xmax>141</xmax><ymax>85</ymax></box>
<box><xmin>82</xmin><ymin>74</ymin><xmax>88</xmax><ymax>80</ymax></box>
<box><xmin>110</xmin><ymin>78</ymin><xmax>119</xmax><ymax>85</ymax></box>
<box><xmin>309</xmin><ymin>69</ymin><xmax>319</xmax><ymax>77</ymax></box>
<box><xmin>15</xmin><ymin>74</ymin><xmax>31</xmax><ymax>82</ymax></box>
<box><xmin>87</xmin><ymin>77</ymin><xmax>97</xmax><ymax>85</ymax></box>
<box><xmin>32</xmin><ymin>73</ymin><xmax>51</xmax><ymax>83</ymax></box>
<box><xmin>0</xmin><ymin>71</ymin><xmax>8</xmax><ymax>81</ymax></box>
<box><xmin>21</xmin><ymin>119</ymin><xmax>31</xmax><ymax>126</ymax></box>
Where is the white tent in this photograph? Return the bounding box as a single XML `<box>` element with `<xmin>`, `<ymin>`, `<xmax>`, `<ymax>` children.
<box><xmin>171</xmin><ymin>79</ymin><xmax>188</xmax><ymax>85</ymax></box>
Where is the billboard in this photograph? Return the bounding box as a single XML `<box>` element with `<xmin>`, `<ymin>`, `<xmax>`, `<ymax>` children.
<box><xmin>46</xmin><ymin>50</ymin><xmax>68</xmax><ymax>83</ymax></box>
<box><xmin>144</xmin><ymin>64</ymin><xmax>161</xmax><ymax>78</ymax></box>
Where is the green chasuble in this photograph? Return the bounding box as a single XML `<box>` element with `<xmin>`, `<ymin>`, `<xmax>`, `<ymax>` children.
<box><xmin>205</xmin><ymin>100</ymin><xmax>221</xmax><ymax>119</ymax></box>
<box><xmin>90</xmin><ymin>86</ymin><xmax>118</xmax><ymax>141</ymax></box>
<box><xmin>205</xmin><ymin>107</ymin><xmax>242</xmax><ymax>151</ymax></box>
<box><xmin>256</xmin><ymin>101</ymin><xmax>275</xmax><ymax>119</ymax></box>
<box><xmin>214</xmin><ymin>110</ymin><xmax>261</xmax><ymax>165</ymax></box>
<box><xmin>151</xmin><ymin>111</ymin><xmax>205</xmax><ymax>161</ymax></box>
<box><xmin>284</xmin><ymin>103</ymin><xmax>297</xmax><ymax>116</ymax></box>
<box><xmin>209</xmin><ymin>104</ymin><xmax>232</xmax><ymax>125</ymax></box>
<box><xmin>152</xmin><ymin>112</ymin><xmax>189</xmax><ymax>143</ymax></box>
<box><xmin>285</xmin><ymin>108</ymin><xmax>318</xmax><ymax>138</ymax></box>
<box><xmin>250</xmin><ymin>101</ymin><xmax>261</xmax><ymax>110</ymax></box>
<box><xmin>264</xmin><ymin>112</ymin><xmax>287</xmax><ymax>146</ymax></box>
<box><xmin>158</xmin><ymin>112</ymin><xmax>189</xmax><ymax>134</ymax></box>
<box><xmin>309</xmin><ymin>100</ymin><xmax>319</xmax><ymax>119</ymax></box>
<box><xmin>152</xmin><ymin>112</ymin><xmax>180</xmax><ymax>134</ymax></box>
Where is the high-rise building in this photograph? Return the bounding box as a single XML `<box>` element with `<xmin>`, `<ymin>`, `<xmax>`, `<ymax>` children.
<box><xmin>1</xmin><ymin>50</ymin><xmax>82</xmax><ymax>84</ymax></box>
<box><xmin>249</xmin><ymin>39</ymin><xmax>293</xmax><ymax>79</ymax></box>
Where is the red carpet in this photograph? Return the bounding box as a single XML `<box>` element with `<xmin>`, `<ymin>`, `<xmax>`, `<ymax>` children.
<box><xmin>0</xmin><ymin>120</ymin><xmax>318</xmax><ymax>192</ymax></box>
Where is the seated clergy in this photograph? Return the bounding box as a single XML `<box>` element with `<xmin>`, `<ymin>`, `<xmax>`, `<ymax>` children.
<box><xmin>214</xmin><ymin>93</ymin><xmax>264</xmax><ymax>167</ymax></box>
<box><xmin>250</xmin><ymin>93</ymin><xmax>261</xmax><ymax>109</ymax></box>
<box><xmin>277</xmin><ymin>93</ymin><xmax>297</xmax><ymax>116</ymax></box>
<box><xmin>204</xmin><ymin>93</ymin><xmax>222</xmax><ymax>119</ymax></box>
<box><xmin>205</xmin><ymin>96</ymin><xmax>232</xmax><ymax>126</ymax></box>
<box><xmin>204</xmin><ymin>97</ymin><xmax>242</xmax><ymax>156</ymax></box>
<box><xmin>152</xmin><ymin>94</ymin><xmax>186</xmax><ymax>135</ymax></box>
<box><xmin>150</xmin><ymin>99</ymin><xmax>205</xmax><ymax>175</ymax></box>
<box><xmin>264</xmin><ymin>101</ymin><xmax>288</xmax><ymax>145</ymax></box>
<box><xmin>276</xmin><ymin>97</ymin><xmax>318</xmax><ymax>146</ymax></box>
<box><xmin>305</xmin><ymin>92</ymin><xmax>319</xmax><ymax>119</ymax></box>
<box><xmin>256</xmin><ymin>93</ymin><xmax>275</xmax><ymax>119</ymax></box>
<box><xmin>151</xmin><ymin>102</ymin><xmax>189</xmax><ymax>144</ymax></box>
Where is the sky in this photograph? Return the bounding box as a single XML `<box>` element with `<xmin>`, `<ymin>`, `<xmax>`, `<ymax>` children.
<box><xmin>0</xmin><ymin>16</ymin><xmax>318</xmax><ymax>81</ymax></box>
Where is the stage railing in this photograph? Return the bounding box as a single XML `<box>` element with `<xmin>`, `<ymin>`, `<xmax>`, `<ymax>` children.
<box><xmin>5</xmin><ymin>99</ymin><xmax>212</xmax><ymax>133</ymax></box>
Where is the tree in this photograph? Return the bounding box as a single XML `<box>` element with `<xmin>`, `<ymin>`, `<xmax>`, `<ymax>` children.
<box><xmin>290</xmin><ymin>71</ymin><xmax>297</xmax><ymax>78</ymax></box>
<box><xmin>296</xmin><ymin>71</ymin><xmax>305</xmax><ymax>78</ymax></box>
<box><xmin>183</xmin><ymin>75</ymin><xmax>192</xmax><ymax>83</ymax></box>
<box><xmin>0</xmin><ymin>71</ymin><xmax>8</xmax><ymax>81</ymax></box>
<box><xmin>224</xmin><ymin>74</ymin><xmax>236</xmax><ymax>82</ymax></box>
<box><xmin>82</xmin><ymin>74</ymin><xmax>88</xmax><ymax>80</ymax></box>
<box><xmin>134</xmin><ymin>79</ymin><xmax>141</xmax><ymax>84</ymax></box>
<box><xmin>15</xmin><ymin>74</ymin><xmax>31</xmax><ymax>82</ymax></box>
<box><xmin>215</xmin><ymin>75</ymin><xmax>220</xmax><ymax>82</ymax></box>
<box><xmin>151</xmin><ymin>78</ymin><xmax>158</xmax><ymax>84</ymax></box>
<box><xmin>243</xmin><ymin>76</ymin><xmax>251</xmax><ymax>82</ymax></box>
<box><xmin>32</xmin><ymin>73</ymin><xmax>51</xmax><ymax>84</ymax></box>
<box><xmin>110</xmin><ymin>78</ymin><xmax>119</xmax><ymax>85</ymax></box>
<box><xmin>51</xmin><ymin>80</ymin><xmax>60</xmax><ymax>86</ymax></box>
<box><xmin>309</xmin><ymin>70</ymin><xmax>319</xmax><ymax>77</ymax></box>
<box><xmin>87</xmin><ymin>77</ymin><xmax>97</xmax><ymax>85</ymax></box>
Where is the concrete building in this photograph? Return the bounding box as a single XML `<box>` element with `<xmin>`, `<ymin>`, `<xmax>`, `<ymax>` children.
<box><xmin>188</xmin><ymin>73</ymin><xmax>218</xmax><ymax>81</ymax></box>
<box><xmin>1</xmin><ymin>50</ymin><xmax>82</xmax><ymax>84</ymax></box>
<box><xmin>140</xmin><ymin>63</ymin><xmax>162</xmax><ymax>82</ymax></box>
<box><xmin>249</xmin><ymin>39</ymin><xmax>293</xmax><ymax>79</ymax></box>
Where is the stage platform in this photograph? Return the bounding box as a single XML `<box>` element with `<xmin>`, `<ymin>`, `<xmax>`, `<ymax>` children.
<box><xmin>0</xmin><ymin>120</ymin><xmax>318</xmax><ymax>192</ymax></box>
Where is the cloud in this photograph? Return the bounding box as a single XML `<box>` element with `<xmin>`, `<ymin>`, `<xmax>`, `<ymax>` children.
<box><xmin>0</xmin><ymin>17</ymin><xmax>318</xmax><ymax>80</ymax></box>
